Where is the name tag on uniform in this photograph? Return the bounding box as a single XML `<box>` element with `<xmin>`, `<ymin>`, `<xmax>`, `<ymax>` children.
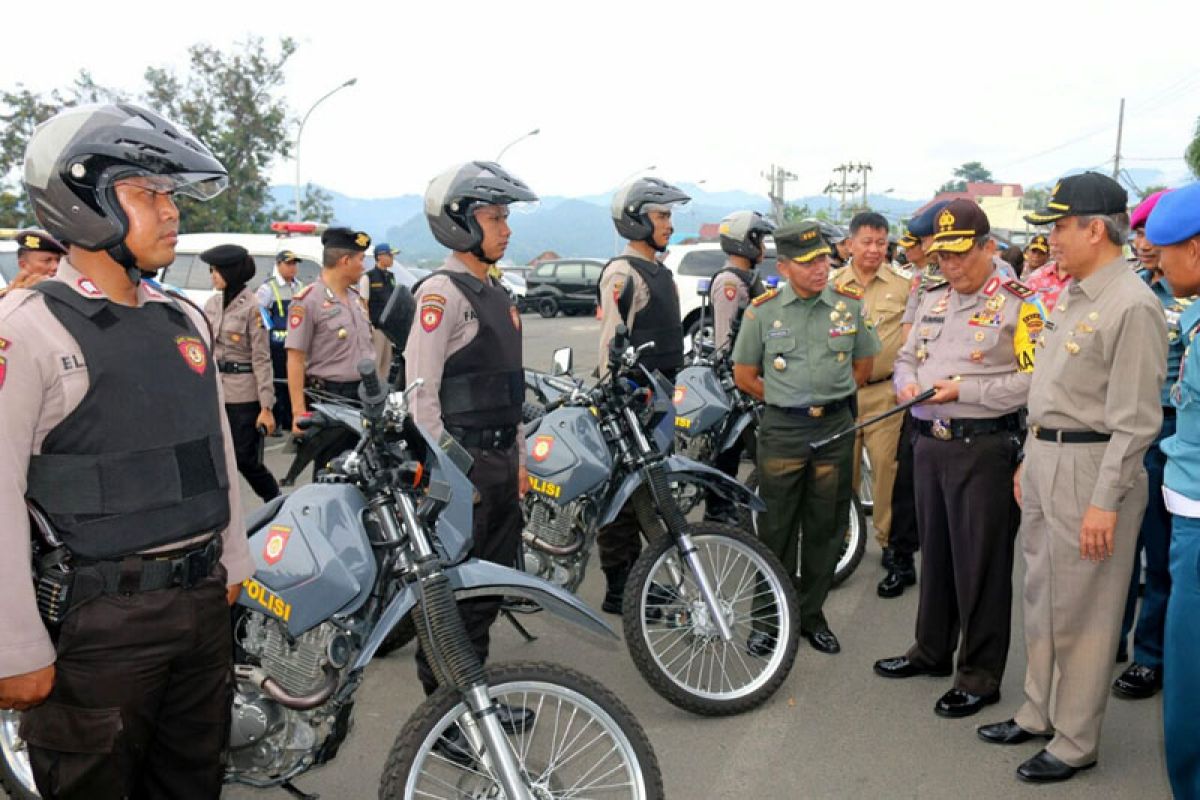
<box><xmin>921</xmin><ymin>315</ymin><xmax>944</xmax><ymax>323</ymax></box>
<box><xmin>766</xmin><ymin>328</ymin><xmax>791</xmax><ymax>339</ymax></box>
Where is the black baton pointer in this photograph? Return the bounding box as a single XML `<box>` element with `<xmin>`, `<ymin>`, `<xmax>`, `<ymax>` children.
<box><xmin>808</xmin><ymin>387</ymin><xmax>937</xmax><ymax>452</ymax></box>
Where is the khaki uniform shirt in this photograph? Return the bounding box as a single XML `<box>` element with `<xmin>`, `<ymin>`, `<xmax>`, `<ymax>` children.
<box><xmin>285</xmin><ymin>275</ymin><xmax>375</xmax><ymax>382</ymax></box>
<box><xmin>204</xmin><ymin>286</ymin><xmax>274</xmax><ymax>407</ymax></box>
<box><xmin>404</xmin><ymin>255</ymin><xmax>525</xmax><ymax>464</ymax></box>
<box><xmin>1027</xmin><ymin>256</ymin><xmax>1168</xmax><ymax>510</ymax></box>
<box><xmin>894</xmin><ymin>267</ymin><xmax>1042</xmax><ymax>421</ymax></box>
<box><xmin>732</xmin><ymin>282</ymin><xmax>880</xmax><ymax>406</ymax></box>
<box><xmin>597</xmin><ymin>245</ymin><xmax>659</xmax><ymax>376</ymax></box>
<box><xmin>0</xmin><ymin>261</ymin><xmax>254</xmax><ymax>678</ymax></box>
<box><xmin>831</xmin><ymin>261</ymin><xmax>911</xmax><ymax>383</ymax></box>
<box><xmin>710</xmin><ymin>264</ymin><xmax>750</xmax><ymax>352</ymax></box>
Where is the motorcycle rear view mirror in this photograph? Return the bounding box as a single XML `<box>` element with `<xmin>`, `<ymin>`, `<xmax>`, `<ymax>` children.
<box><xmin>378</xmin><ymin>287</ymin><xmax>417</xmax><ymax>352</ymax></box>
<box><xmin>551</xmin><ymin>347</ymin><xmax>573</xmax><ymax>377</ymax></box>
<box><xmin>696</xmin><ymin>278</ymin><xmax>711</xmax><ymax>297</ymax></box>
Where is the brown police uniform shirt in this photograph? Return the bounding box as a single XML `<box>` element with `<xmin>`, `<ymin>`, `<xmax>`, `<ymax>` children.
<box><xmin>597</xmin><ymin>245</ymin><xmax>657</xmax><ymax>376</ymax></box>
<box><xmin>285</xmin><ymin>275</ymin><xmax>375</xmax><ymax>382</ymax></box>
<box><xmin>1027</xmin><ymin>256</ymin><xmax>1167</xmax><ymax>511</ymax></box>
<box><xmin>0</xmin><ymin>261</ymin><xmax>254</xmax><ymax>678</ymax></box>
<box><xmin>404</xmin><ymin>255</ymin><xmax>526</xmax><ymax>464</ymax></box>
<box><xmin>710</xmin><ymin>265</ymin><xmax>750</xmax><ymax>351</ymax></box>
<box><xmin>831</xmin><ymin>261</ymin><xmax>911</xmax><ymax>383</ymax></box>
<box><xmin>894</xmin><ymin>267</ymin><xmax>1042</xmax><ymax>421</ymax></box>
<box><xmin>203</xmin><ymin>286</ymin><xmax>274</xmax><ymax>407</ymax></box>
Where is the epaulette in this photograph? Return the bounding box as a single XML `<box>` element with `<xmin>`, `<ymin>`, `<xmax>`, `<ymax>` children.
<box><xmin>293</xmin><ymin>283</ymin><xmax>315</xmax><ymax>300</ymax></box>
<box><xmin>1003</xmin><ymin>279</ymin><xmax>1035</xmax><ymax>299</ymax></box>
<box><xmin>833</xmin><ymin>282</ymin><xmax>864</xmax><ymax>300</ymax></box>
<box><xmin>888</xmin><ymin>263</ymin><xmax>913</xmax><ymax>280</ymax></box>
<box><xmin>751</xmin><ymin>287</ymin><xmax>780</xmax><ymax>306</ymax></box>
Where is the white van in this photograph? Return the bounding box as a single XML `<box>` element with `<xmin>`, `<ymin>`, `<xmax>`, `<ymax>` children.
<box><xmin>662</xmin><ymin>241</ymin><xmax>780</xmax><ymax>346</ymax></box>
<box><xmin>157</xmin><ymin>231</ymin><xmax>324</xmax><ymax>306</ymax></box>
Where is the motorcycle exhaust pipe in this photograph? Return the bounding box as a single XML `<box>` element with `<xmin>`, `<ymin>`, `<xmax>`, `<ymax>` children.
<box><xmin>234</xmin><ymin>664</ymin><xmax>338</xmax><ymax>710</ymax></box>
<box><xmin>522</xmin><ymin>529</ymin><xmax>585</xmax><ymax>557</ymax></box>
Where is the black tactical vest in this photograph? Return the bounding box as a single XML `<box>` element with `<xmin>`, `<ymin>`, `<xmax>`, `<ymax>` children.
<box><xmin>366</xmin><ymin>267</ymin><xmax>396</xmax><ymax>326</ymax></box>
<box><xmin>435</xmin><ymin>272</ymin><xmax>523</xmax><ymax>429</ymax></box>
<box><xmin>25</xmin><ymin>282</ymin><xmax>231</xmax><ymax>560</ymax></box>
<box><xmin>606</xmin><ymin>256</ymin><xmax>683</xmax><ymax>375</ymax></box>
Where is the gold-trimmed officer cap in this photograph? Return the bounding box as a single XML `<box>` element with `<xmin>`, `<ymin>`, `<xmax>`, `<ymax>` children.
<box><xmin>774</xmin><ymin>221</ymin><xmax>832</xmax><ymax>264</ymax></box>
<box><xmin>897</xmin><ymin>232</ymin><xmax>919</xmax><ymax>248</ymax></box>
<box><xmin>15</xmin><ymin>228</ymin><xmax>67</xmax><ymax>255</ymax></box>
<box><xmin>321</xmin><ymin>226</ymin><xmax>371</xmax><ymax>252</ymax></box>
<box><xmin>927</xmin><ymin>199</ymin><xmax>991</xmax><ymax>254</ymax></box>
<box><xmin>1025</xmin><ymin>234</ymin><xmax>1049</xmax><ymax>253</ymax></box>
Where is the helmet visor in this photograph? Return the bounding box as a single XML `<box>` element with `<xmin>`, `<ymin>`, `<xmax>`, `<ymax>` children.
<box><xmin>104</xmin><ymin>168</ymin><xmax>229</xmax><ymax>202</ymax></box>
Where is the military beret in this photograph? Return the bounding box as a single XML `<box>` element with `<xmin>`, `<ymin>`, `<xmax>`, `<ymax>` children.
<box><xmin>15</xmin><ymin>228</ymin><xmax>67</xmax><ymax>255</ymax></box>
<box><xmin>927</xmin><ymin>199</ymin><xmax>991</xmax><ymax>254</ymax></box>
<box><xmin>1145</xmin><ymin>182</ymin><xmax>1200</xmax><ymax>247</ymax></box>
<box><xmin>1024</xmin><ymin>171</ymin><xmax>1127</xmax><ymax>225</ymax></box>
<box><xmin>775</xmin><ymin>221</ymin><xmax>832</xmax><ymax>263</ymax></box>
<box><xmin>276</xmin><ymin>249</ymin><xmax>300</xmax><ymax>263</ymax></box>
<box><xmin>1130</xmin><ymin>189</ymin><xmax>1170</xmax><ymax>230</ymax></box>
<box><xmin>1025</xmin><ymin>234</ymin><xmax>1049</xmax><ymax>253</ymax></box>
<box><xmin>321</xmin><ymin>226</ymin><xmax>371</xmax><ymax>252</ymax></box>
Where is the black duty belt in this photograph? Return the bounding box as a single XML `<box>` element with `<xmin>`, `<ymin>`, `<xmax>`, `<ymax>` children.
<box><xmin>1030</xmin><ymin>425</ymin><xmax>1111</xmax><ymax>444</ymax></box>
<box><xmin>866</xmin><ymin>373</ymin><xmax>894</xmax><ymax>386</ymax></box>
<box><xmin>917</xmin><ymin>412</ymin><xmax>1022</xmax><ymax>441</ymax></box>
<box><xmin>76</xmin><ymin>536</ymin><xmax>222</xmax><ymax>595</ymax></box>
<box><xmin>218</xmin><ymin>361</ymin><xmax>253</xmax><ymax>374</ymax></box>
<box><xmin>447</xmin><ymin>425</ymin><xmax>518</xmax><ymax>450</ymax></box>
<box><xmin>770</xmin><ymin>396</ymin><xmax>853</xmax><ymax>419</ymax></box>
<box><xmin>307</xmin><ymin>378</ymin><xmax>361</xmax><ymax>399</ymax></box>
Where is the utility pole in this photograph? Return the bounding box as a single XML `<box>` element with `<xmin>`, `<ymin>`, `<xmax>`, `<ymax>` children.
<box><xmin>1112</xmin><ymin>97</ymin><xmax>1125</xmax><ymax>180</ymax></box>
<box><xmin>762</xmin><ymin>164</ymin><xmax>797</xmax><ymax>225</ymax></box>
<box><xmin>827</xmin><ymin>163</ymin><xmax>863</xmax><ymax>221</ymax></box>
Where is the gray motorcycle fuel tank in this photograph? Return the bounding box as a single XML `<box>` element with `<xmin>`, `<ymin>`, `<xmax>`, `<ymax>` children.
<box><xmin>237</xmin><ymin>483</ymin><xmax>377</xmax><ymax>636</ymax></box>
<box><xmin>672</xmin><ymin>365</ymin><xmax>732</xmax><ymax>438</ymax></box>
<box><xmin>525</xmin><ymin>406</ymin><xmax>613</xmax><ymax>504</ymax></box>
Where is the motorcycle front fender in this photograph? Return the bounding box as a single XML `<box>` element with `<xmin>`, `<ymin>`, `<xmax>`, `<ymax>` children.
<box><xmin>719</xmin><ymin>412</ymin><xmax>755</xmax><ymax>455</ymax></box>
<box><xmin>664</xmin><ymin>454</ymin><xmax>767</xmax><ymax>513</ymax></box>
<box><xmin>352</xmin><ymin>559</ymin><xmax>617</xmax><ymax>670</ymax></box>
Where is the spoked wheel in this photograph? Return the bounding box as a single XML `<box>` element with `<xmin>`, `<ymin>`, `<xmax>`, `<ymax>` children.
<box><xmin>622</xmin><ymin>523</ymin><xmax>801</xmax><ymax>716</ymax></box>
<box><xmin>379</xmin><ymin>662</ymin><xmax>663</xmax><ymax>799</ymax></box>
<box><xmin>0</xmin><ymin>710</ymin><xmax>39</xmax><ymax>800</ymax></box>
<box><xmin>740</xmin><ymin>469</ymin><xmax>867</xmax><ymax>587</ymax></box>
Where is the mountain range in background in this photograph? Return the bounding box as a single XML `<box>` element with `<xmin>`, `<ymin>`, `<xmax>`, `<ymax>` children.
<box><xmin>270</xmin><ymin>165</ymin><xmax>1189</xmax><ymax>265</ymax></box>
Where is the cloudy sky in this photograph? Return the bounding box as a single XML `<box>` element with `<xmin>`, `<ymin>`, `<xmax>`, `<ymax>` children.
<box><xmin>4</xmin><ymin>0</ymin><xmax>1197</xmax><ymax>202</ymax></box>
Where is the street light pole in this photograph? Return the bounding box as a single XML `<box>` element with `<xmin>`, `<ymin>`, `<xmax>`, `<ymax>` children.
<box><xmin>612</xmin><ymin>165</ymin><xmax>657</xmax><ymax>256</ymax></box>
<box><xmin>495</xmin><ymin>128</ymin><xmax>540</xmax><ymax>162</ymax></box>
<box><xmin>294</xmin><ymin>77</ymin><xmax>357</xmax><ymax>220</ymax></box>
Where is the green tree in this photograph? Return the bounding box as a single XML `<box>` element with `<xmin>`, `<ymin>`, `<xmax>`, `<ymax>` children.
<box><xmin>1185</xmin><ymin>116</ymin><xmax>1200</xmax><ymax>180</ymax></box>
<box><xmin>938</xmin><ymin>161</ymin><xmax>994</xmax><ymax>194</ymax></box>
<box><xmin>1021</xmin><ymin>186</ymin><xmax>1049</xmax><ymax>210</ymax></box>
<box><xmin>269</xmin><ymin>182</ymin><xmax>335</xmax><ymax>224</ymax></box>
<box><xmin>783</xmin><ymin>203</ymin><xmax>813</xmax><ymax>222</ymax></box>
<box><xmin>1139</xmin><ymin>183</ymin><xmax>1169</xmax><ymax>201</ymax></box>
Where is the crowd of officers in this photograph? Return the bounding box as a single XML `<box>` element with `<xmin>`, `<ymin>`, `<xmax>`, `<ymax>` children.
<box><xmin>0</xmin><ymin>99</ymin><xmax>1197</xmax><ymax>798</ymax></box>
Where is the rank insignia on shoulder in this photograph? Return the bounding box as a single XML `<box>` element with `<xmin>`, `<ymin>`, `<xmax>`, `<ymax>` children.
<box><xmin>833</xmin><ymin>283</ymin><xmax>864</xmax><ymax>299</ymax></box>
<box><xmin>751</xmin><ymin>288</ymin><xmax>779</xmax><ymax>306</ymax></box>
<box><xmin>1003</xmin><ymin>279</ymin><xmax>1035</xmax><ymax>299</ymax></box>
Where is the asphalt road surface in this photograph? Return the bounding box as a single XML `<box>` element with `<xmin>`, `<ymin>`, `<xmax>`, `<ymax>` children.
<box><xmin>226</xmin><ymin>313</ymin><xmax>1172</xmax><ymax>799</ymax></box>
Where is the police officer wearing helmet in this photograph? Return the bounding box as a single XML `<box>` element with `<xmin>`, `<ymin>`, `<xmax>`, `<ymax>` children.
<box><xmin>257</xmin><ymin>249</ymin><xmax>305</xmax><ymax>430</ymax></box>
<box><xmin>705</xmin><ymin>210</ymin><xmax>774</xmax><ymax>522</ymax></box>
<box><xmin>595</xmin><ymin>175</ymin><xmax>690</xmax><ymax>613</ymax></box>
<box><xmin>0</xmin><ymin>103</ymin><xmax>253</xmax><ymax>798</ymax></box>
<box><xmin>403</xmin><ymin>161</ymin><xmax>537</xmax><ymax>734</ymax></box>
<box><xmin>202</xmin><ymin>244</ymin><xmax>280</xmax><ymax>502</ymax></box>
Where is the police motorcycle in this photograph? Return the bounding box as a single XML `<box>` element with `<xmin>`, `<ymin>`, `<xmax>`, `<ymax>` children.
<box><xmin>521</xmin><ymin>323</ymin><xmax>801</xmax><ymax>717</ymax></box>
<box><xmin>0</xmin><ymin>294</ymin><xmax>663</xmax><ymax>800</ymax></box>
<box><xmin>673</xmin><ymin>279</ymin><xmax>868</xmax><ymax>587</ymax></box>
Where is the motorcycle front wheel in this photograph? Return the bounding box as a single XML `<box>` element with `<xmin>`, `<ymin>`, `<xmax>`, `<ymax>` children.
<box><xmin>379</xmin><ymin>662</ymin><xmax>663</xmax><ymax>800</ymax></box>
<box><xmin>622</xmin><ymin>523</ymin><xmax>801</xmax><ymax>716</ymax></box>
<box><xmin>0</xmin><ymin>710</ymin><xmax>38</xmax><ymax>800</ymax></box>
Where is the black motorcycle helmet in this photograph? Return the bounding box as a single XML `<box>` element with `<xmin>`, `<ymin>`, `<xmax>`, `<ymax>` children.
<box><xmin>610</xmin><ymin>177</ymin><xmax>690</xmax><ymax>251</ymax></box>
<box><xmin>424</xmin><ymin>161</ymin><xmax>538</xmax><ymax>261</ymax></box>
<box><xmin>23</xmin><ymin>103</ymin><xmax>228</xmax><ymax>283</ymax></box>
<box><xmin>718</xmin><ymin>211</ymin><xmax>775</xmax><ymax>262</ymax></box>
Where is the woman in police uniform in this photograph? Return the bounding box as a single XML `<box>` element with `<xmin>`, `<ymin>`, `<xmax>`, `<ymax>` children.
<box><xmin>202</xmin><ymin>244</ymin><xmax>280</xmax><ymax>501</ymax></box>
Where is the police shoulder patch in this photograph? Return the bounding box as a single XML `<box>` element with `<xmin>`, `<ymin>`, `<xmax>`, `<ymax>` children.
<box><xmin>1003</xmin><ymin>279</ymin><xmax>1035</xmax><ymax>299</ymax></box>
<box><xmin>751</xmin><ymin>288</ymin><xmax>780</xmax><ymax>307</ymax></box>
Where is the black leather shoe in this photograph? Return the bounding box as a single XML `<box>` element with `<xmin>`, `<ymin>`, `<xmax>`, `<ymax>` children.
<box><xmin>977</xmin><ymin>719</ymin><xmax>1053</xmax><ymax>745</ymax></box>
<box><xmin>747</xmin><ymin>630</ymin><xmax>775</xmax><ymax>657</ymax></box>
<box><xmin>495</xmin><ymin>703</ymin><xmax>536</xmax><ymax>734</ymax></box>
<box><xmin>1016</xmin><ymin>749</ymin><xmax>1095</xmax><ymax>783</ymax></box>
<box><xmin>433</xmin><ymin>725</ymin><xmax>476</xmax><ymax>766</ymax></box>
<box><xmin>873</xmin><ymin>656</ymin><xmax>952</xmax><ymax>679</ymax></box>
<box><xmin>934</xmin><ymin>688</ymin><xmax>1000</xmax><ymax>718</ymax></box>
<box><xmin>877</xmin><ymin>560</ymin><xmax>917</xmax><ymax>598</ymax></box>
<box><xmin>802</xmin><ymin>627</ymin><xmax>840</xmax><ymax>654</ymax></box>
<box><xmin>1112</xmin><ymin>662</ymin><xmax>1162</xmax><ymax>699</ymax></box>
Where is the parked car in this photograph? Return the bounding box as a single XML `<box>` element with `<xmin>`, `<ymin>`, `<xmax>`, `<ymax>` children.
<box><xmin>0</xmin><ymin>238</ymin><xmax>17</xmax><ymax>290</ymax></box>
<box><xmin>525</xmin><ymin>258</ymin><xmax>605</xmax><ymax>317</ymax></box>
<box><xmin>662</xmin><ymin>241</ymin><xmax>779</xmax><ymax>348</ymax></box>
<box><xmin>156</xmin><ymin>232</ymin><xmax>323</xmax><ymax>306</ymax></box>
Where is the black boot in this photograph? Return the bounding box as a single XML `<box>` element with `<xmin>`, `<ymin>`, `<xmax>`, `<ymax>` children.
<box><xmin>881</xmin><ymin>546</ymin><xmax>895</xmax><ymax>570</ymax></box>
<box><xmin>877</xmin><ymin>552</ymin><xmax>917</xmax><ymax>598</ymax></box>
<box><xmin>601</xmin><ymin>561</ymin><xmax>632</xmax><ymax>615</ymax></box>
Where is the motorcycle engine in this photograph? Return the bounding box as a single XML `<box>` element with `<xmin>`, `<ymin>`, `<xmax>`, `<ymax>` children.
<box><xmin>522</xmin><ymin>496</ymin><xmax>590</xmax><ymax>592</ymax></box>
<box><xmin>227</xmin><ymin>613</ymin><xmax>349</xmax><ymax>779</ymax></box>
